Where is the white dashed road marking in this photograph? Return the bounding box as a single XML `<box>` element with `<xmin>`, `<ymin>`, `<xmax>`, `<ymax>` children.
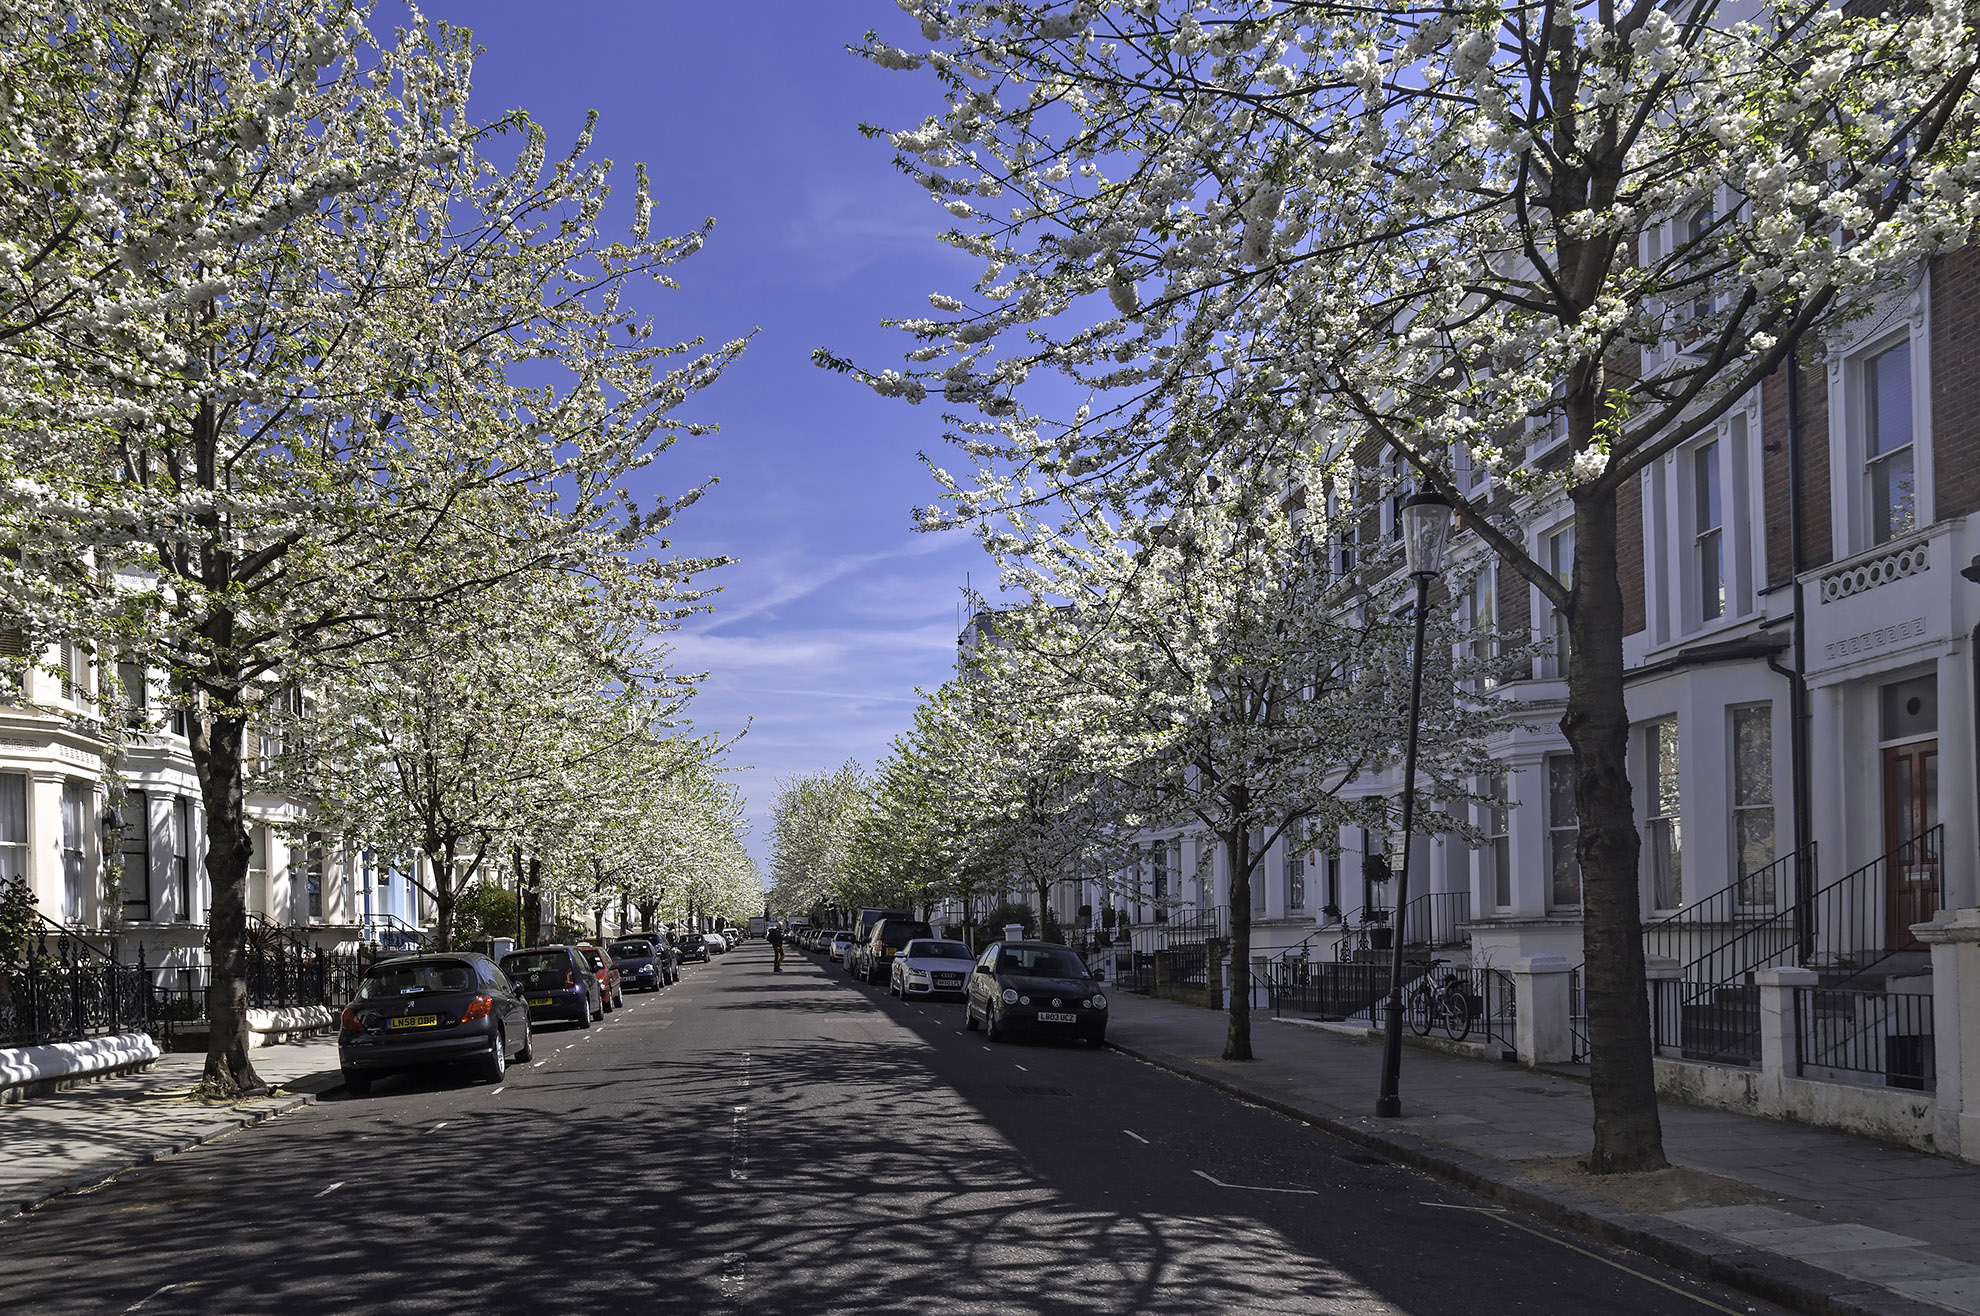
<box><xmin>312</xmin><ymin>1181</ymin><xmax>346</xmax><ymax>1197</ymax></box>
<box><xmin>1124</xmin><ymin>1130</ymin><xmax>1149</xmax><ymax>1144</ymax></box>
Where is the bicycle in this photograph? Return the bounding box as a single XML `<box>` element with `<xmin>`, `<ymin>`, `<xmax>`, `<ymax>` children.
<box><xmin>1406</xmin><ymin>964</ymin><xmax>1473</xmax><ymax>1041</ymax></box>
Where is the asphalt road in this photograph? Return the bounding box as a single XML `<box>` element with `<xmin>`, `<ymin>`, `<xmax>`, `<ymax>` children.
<box><xmin>0</xmin><ymin>941</ymin><xmax>1793</xmax><ymax>1315</ymax></box>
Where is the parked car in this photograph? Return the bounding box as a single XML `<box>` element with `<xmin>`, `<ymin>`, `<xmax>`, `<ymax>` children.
<box><xmin>889</xmin><ymin>939</ymin><xmax>975</xmax><ymax>999</ymax></box>
<box><xmin>963</xmin><ymin>941</ymin><xmax>1108</xmax><ymax>1046</ymax></box>
<box><xmin>704</xmin><ymin>931</ymin><xmax>729</xmax><ymax>954</ymax></box>
<box><xmin>575</xmin><ymin>944</ymin><xmax>625</xmax><ymax>1012</ymax></box>
<box><xmin>501</xmin><ymin>945</ymin><xmax>602</xmax><ymax>1028</ymax></box>
<box><xmin>607</xmin><ymin>936</ymin><xmax>671</xmax><ymax>992</ymax></box>
<box><xmin>339</xmin><ymin>952</ymin><xmax>532</xmax><ymax>1095</ymax></box>
<box><xmin>675</xmin><ymin>932</ymin><xmax>712</xmax><ymax>964</ymax></box>
<box><xmin>828</xmin><ymin>931</ymin><xmax>856</xmax><ymax>963</ymax></box>
<box><xmin>855</xmin><ymin>917</ymin><xmax>935</xmax><ymax>984</ymax></box>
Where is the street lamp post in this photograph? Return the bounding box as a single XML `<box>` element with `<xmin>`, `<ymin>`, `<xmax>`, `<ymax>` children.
<box><xmin>1376</xmin><ymin>489</ymin><xmax>1456</xmax><ymax>1119</ymax></box>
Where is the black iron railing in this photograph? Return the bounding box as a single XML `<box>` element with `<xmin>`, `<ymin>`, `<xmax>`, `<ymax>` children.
<box><xmin>1268</xmin><ymin>958</ymin><xmax>1402</xmax><ymax>1020</ymax></box>
<box><xmin>1652</xmin><ymin>977</ymin><xmax>1759</xmax><ymax>1067</ymax></box>
<box><xmin>1795</xmin><ymin>986</ymin><xmax>1934</xmax><ymax>1091</ymax></box>
<box><xmin>1643</xmin><ymin>849</ymin><xmax>1805</xmax><ymax>985</ymax></box>
<box><xmin>0</xmin><ymin>952</ymin><xmax>152</xmax><ymax>1047</ymax></box>
<box><xmin>1567</xmin><ymin>964</ymin><xmax>1589</xmax><ymax>1063</ymax></box>
<box><xmin>1399</xmin><ymin>890</ymin><xmax>1470</xmax><ymax>949</ymax></box>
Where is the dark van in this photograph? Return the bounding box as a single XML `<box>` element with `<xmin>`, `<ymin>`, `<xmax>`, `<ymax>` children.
<box><xmin>857</xmin><ymin>917</ymin><xmax>935</xmax><ymax>984</ymax></box>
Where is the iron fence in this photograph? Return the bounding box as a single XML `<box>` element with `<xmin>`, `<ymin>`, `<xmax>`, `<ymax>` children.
<box><xmin>1795</xmin><ymin>987</ymin><xmax>1934</xmax><ymax>1091</ymax></box>
<box><xmin>1267</xmin><ymin>958</ymin><xmax>1400</xmax><ymax>1020</ymax></box>
<box><xmin>0</xmin><ymin>955</ymin><xmax>153</xmax><ymax>1047</ymax></box>
<box><xmin>1652</xmin><ymin>977</ymin><xmax>1759</xmax><ymax>1067</ymax></box>
<box><xmin>1567</xmin><ymin>964</ymin><xmax>1589</xmax><ymax>1063</ymax></box>
<box><xmin>1399</xmin><ymin>891</ymin><xmax>1471</xmax><ymax>949</ymax></box>
<box><xmin>1465</xmin><ymin>966</ymin><xmax>1517</xmax><ymax>1057</ymax></box>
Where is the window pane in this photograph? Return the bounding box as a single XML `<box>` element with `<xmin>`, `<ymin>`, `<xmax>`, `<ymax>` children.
<box><xmin>1547</xmin><ymin>756</ymin><xmax>1578</xmax><ymax>827</ymax></box>
<box><xmin>1880</xmin><ymin>675</ymin><xmax>1937</xmax><ymax>740</ymax></box>
<box><xmin>1550</xmin><ymin>834</ymin><xmax>1581</xmax><ymax>908</ymax></box>
<box><xmin>1736</xmin><ymin>810</ymin><xmax>1776</xmax><ymax>899</ymax></box>
<box><xmin>1867</xmin><ymin>342</ymin><xmax>1912</xmax><ymax>458</ymax></box>
<box><xmin>1649</xmin><ymin>721</ymin><xmax>1682</xmax><ymax>908</ymax></box>
<box><xmin>1732</xmin><ymin>706</ymin><xmax>1773</xmax><ymax>806</ymax></box>
<box><xmin>1653</xmin><ymin>721</ymin><xmax>1681</xmax><ymax>817</ymax></box>
<box><xmin>1694</xmin><ymin>442</ymin><xmax>1721</xmax><ymax>530</ymax></box>
<box><xmin>1870</xmin><ymin>449</ymin><xmax>1916</xmax><ymax>545</ymax></box>
<box><xmin>0</xmin><ymin>772</ymin><xmax>26</xmax><ymax>845</ymax></box>
<box><xmin>1699</xmin><ymin>529</ymin><xmax>1723</xmax><ymax>621</ymax></box>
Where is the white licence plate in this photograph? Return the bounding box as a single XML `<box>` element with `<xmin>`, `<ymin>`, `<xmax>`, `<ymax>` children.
<box><xmin>1036</xmin><ymin>1011</ymin><xmax>1078</xmax><ymax>1024</ymax></box>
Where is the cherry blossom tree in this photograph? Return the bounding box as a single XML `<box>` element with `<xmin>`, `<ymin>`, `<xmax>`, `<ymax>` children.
<box><xmin>846</xmin><ymin>0</ymin><xmax>1980</xmax><ymax>1171</ymax></box>
<box><xmin>0</xmin><ymin>3</ymin><xmax>743</xmax><ymax>1096</ymax></box>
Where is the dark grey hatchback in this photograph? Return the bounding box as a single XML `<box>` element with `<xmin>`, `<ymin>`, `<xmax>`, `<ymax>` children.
<box><xmin>963</xmin><ymin>941</ymin><xmax>1108</xmax><ymax>1046</ymax></box>
<box><xmin>338</xmin><ymin>953</ymin><xmax>532</xmax><ymax>1095</ymax></box>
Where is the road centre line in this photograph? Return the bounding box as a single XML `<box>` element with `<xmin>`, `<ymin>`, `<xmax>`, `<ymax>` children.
<box><xmin>1014</xmin><ymin>1064</ymin><xmax>1028</xmax><ymax>1072</ymax></box>
<box><xmin>1192</xmin><ymin>1169</ymin><xmax>1319</xmax><ymax>1196</ymax></box>
<box><xmin>1124</xmin><ymin>1130</ymin><xmax>1149</xmax><ymax>1144</ymax></box>
<box><xmin>427</xmin><ymin>1122</ymin><xmax>449</xmax><ymax>1133</ymax></box>
<box><xmin>312</xmin><ymin>1181</ymin><xmax>346</xmax><ymax>1198</ymax></box>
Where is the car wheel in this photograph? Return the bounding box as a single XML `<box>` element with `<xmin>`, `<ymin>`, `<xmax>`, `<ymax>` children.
<box><xmin>601</xmin><ymin>991</ymin><xmax>613</xmax><ymax>1015</ymax></box>
<box><xmin>964</xmin><ymin>1002</ymin><xmax>980</xmax><ymax>1032</ymax></box>
<box><xmin>342</xmin><ymin>1069</ymin><xmax>372</xmax><ymax>1096</ymax></box>
<box><xmin>614</xmin><ymin>988</ymin><xmax>624</xmax><ymax>1009</ymax></box>
<box><xmin>478</xmin><ymin>1027</ymin><xmax>508</xmax><ymax>1083</ymax></box>
<box><xmin>579</xmin><ymin>999</ymin><xmax>594</xmax><ymax>1028</ymax></box>
<box><xmin>985</xmin><ymin>1007</ymin><xmax>1005</xmax><ymax>1043</ymax></box>
<box><xmin>514</xmin><ymin>1019</ymin><xmax>533</xmax><ymax>1063</ymax></box>
<box><xmin>1086</xmin><ymin>1030</ymin><xmax>1106</xmax><ymax>1048</ymax></box>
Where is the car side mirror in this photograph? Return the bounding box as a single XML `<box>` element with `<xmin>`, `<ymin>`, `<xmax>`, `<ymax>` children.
<box><xmin>1092</xmin><ymin>968</ymin><xmax>1106</xmax><ymax>981</ymax></box>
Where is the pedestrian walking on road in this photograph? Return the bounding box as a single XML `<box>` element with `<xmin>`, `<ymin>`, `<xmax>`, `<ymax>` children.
<box><xmin>768</xmin><ymin>923</ymin><xmax>785</xmax><ymax>972</ymax></box>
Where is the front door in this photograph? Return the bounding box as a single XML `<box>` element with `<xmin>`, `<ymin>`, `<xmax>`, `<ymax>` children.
<box><xmin>1881</xmin><ymin>739</ymin><xmax>1940</xmax><ymax>949</ymax></box>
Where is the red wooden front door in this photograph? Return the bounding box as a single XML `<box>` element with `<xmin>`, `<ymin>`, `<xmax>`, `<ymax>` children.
<box><xmin>1881</xmin><ymin>739</ymin><xmax>1939</xmax><ymax>949</ymax></box>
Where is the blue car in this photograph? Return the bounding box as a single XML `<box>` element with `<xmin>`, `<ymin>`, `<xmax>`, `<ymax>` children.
<box><xmin>499</xmin><ymin>946</ymin><xmax>602</xmax><ymax>1028</ymax></box>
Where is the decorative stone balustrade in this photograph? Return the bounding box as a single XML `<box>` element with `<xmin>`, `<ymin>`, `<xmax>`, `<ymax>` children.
<box><xmin>1820</xmin><ymin>539</ymin><xmax>1929</xmax><ymax>603</ymax></box>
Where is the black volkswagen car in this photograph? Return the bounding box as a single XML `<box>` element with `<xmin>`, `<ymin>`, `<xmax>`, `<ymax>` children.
<box><xmin>675</xmin><ymin>932</ymin><xmax>712</xmax><ymax>964</ymax></box>
<box><xmin>607</xmin><ymin>935</ymin><xmax>674</xmax><ymax>991</ymax></box>
<box><xmin>963</xmin><ymin>941</ymin><xmax>1108</xmax><ymax>1046</ymax></box>
<box><xmin>500</xmin><ymin>945</ymin><xmax>601</xmax><ymax>1027</ymax></box>
<box><xmin>339</xmin><ymin>952</ymin><xmax>532</xmax><ymax>1095</ymax></box>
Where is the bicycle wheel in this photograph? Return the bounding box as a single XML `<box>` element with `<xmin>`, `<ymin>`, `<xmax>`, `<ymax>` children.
<box><xmin>1442</xmin><ymin>990</ymin><xmax>1473</xmax><ymax>1041</ymax></box>
<box><xmin>1406</xmin><ymin>986</ymin><xmax>1432</xmax><ymax>1036</ymax></box>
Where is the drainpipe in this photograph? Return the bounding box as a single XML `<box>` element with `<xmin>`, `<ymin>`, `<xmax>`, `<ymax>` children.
<box><xmin>1766</xmin><ymin>353</ymin><xmax>1816</xmax><ymax>963</ymax></box>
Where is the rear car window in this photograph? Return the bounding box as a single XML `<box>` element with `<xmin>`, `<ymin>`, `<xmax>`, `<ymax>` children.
<box><xmin>608</xmin><ymin>941</ymin><xmax>653</xmax><ymax>958</ymax></box>
<box><xmin>904</xmin><ymin>941</ymin><xmax>971</xmax><ymax>959</ymax></box>
<box><xmin>998</xmin><ymin>946</ymin><xmax>1089</xmax><ymax>978</ymax></box>
<box><xmin>502</xmin><ymin>953</ymin><xmax>569</xmax><ymax>979</ymax></box>
<box><xmin>357</xmin><ymin>960</ymin><xmax>479</xmax><ymax>999</ymax></box>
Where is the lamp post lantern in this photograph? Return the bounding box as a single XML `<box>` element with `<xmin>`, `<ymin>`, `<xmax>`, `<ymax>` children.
<box><xmin>1376</xmin><ymin>489</ymin><xmax>1455</xmax><ymax>1118</ymax></box>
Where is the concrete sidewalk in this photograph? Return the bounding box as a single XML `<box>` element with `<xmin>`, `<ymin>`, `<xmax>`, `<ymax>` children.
<box><xmin>0</xmin><ymin>1034</ymin><xmax>343</xmax><ymax>1217</ymax></box>
<box><xmin>1107</xmin><ymin>991</ymin><xmax>1980</xmax><ymax>1316</ymax></box>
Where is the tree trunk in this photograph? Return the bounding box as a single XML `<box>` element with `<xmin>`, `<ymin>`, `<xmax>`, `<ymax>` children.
<box><xmin>1223</xmin><ymin>818</ymin><xmax>1254</xmax><ymax>1062</ymax></box>
<box><xmin>189</xmin><ymin>700</ymin><xmax>265</xmax><ymax>1097</ymax></box>
<box><xmin>637</xmin><ymin>899</ymin><xmax>658</xmax><ymax>934</ymax></box>
<box><xmin>523</xmin><ymin>857</ymin><xmax>543</xmax><ymax>946</ymax></box>
<box><xmin>429</xmin><ymin>845</ymin><xmax>458</xmax><ymax>950</ymax></box>
<box><xmin>1567</xmin><ymin>484</ymin><xmax>1668</xmax><ymax>1173</ymax></box>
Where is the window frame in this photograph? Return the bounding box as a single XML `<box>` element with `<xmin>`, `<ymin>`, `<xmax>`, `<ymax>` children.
<box><xmin>1731</xmin><ymin>703</ymin><xmax>1777</xmax><ymax>907</ymax></box>
<box><xmin>120</xmin><ymin>790</ymin><xmax>151</xmax><ymax>918</ymax></box>
<box><xmin>1825</xmin><ymin>283</ymin><xmax>1933</xmax><ymax>559</ymax></box>
<box><xmin>1645</xmin><ymin>719</ymin><xmax>1684</xmax><ymax>911</ymax></box>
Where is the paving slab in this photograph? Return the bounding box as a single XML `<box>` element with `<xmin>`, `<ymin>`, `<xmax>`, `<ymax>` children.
<box><xmin>0</xmin><ymin>1033</ymin><xmax>342</xmax><ymax>1216</ymax></box>
<box><xmin>1106</xmin><ymin>990</ymin><xmax>1980</xmax><ymax>1316</ymax></box>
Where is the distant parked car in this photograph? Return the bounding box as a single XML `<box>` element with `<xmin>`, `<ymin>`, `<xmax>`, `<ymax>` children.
<box><xmin>608</xmin><ymin>937</ymin><xmax>670</xmax><ymax>992</ymax></box>
<box><xmin>855</xmin><ymin>917</ymin><xmax>934</xmax><ymax>984</ymax></box>
<box><xmin>675</xmin><ymin>933</ymin><xmax>712</xmax><ymax>964</ymax></box>
<box><xmin>339</xmin><ymin>952</ymin><xmax>532</xmax><ymax>1095</ymax></box>
<box><xmin>501</xmin><ymin>946</ymin><xmax>601</xmax><ymax>1027</ymax></box>
<box><xmin>574</xmin><ymin>944</ymin><xmax>625</xmax><ymax>1012</ymax></box>
<box><xmin>890</xmin><ymin>939</ymin><xmax>975</xmax><ymax>999</ymax></box>
<box><xmin>963</xmin><ymin>941</ymin><xmax>1108</xmax><ymax>1047</ymax></box>
<box><xmin>828</xmin><ymin>932</ymin><xmax>856</xmax><ymax>963</ymax></box>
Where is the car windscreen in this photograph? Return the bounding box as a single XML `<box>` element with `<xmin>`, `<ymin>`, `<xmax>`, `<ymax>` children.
<box><xmin>357</xmin><ymin>960</ymin><xmax>479</xmax><ymax>999</ymax></box>
<box><xmin>997</xmin><ymin>947</ymin><xmax>1089</xmax><ymax>979</ymax></box>
<box><xmin>577</xmin><ymin>949</ymin><xmax>606</xmax><ymax>971</ymax></box>
<box><xmin>904</xmin><ymin>941</ymin><xmax>971</xmax><ymax>960</ymax></box>
<box><xmin>501</xmin><ymin>954</ymin><xmax>570</xmax><ymax>980</ymax></box>
<box><xmin>608</xmin><ymin>942</ymin><xmax>653</xmax><ymax>958</ymax></box>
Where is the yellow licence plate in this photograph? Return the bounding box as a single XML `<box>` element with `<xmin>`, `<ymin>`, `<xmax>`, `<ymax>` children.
<box><xmin>528</xmin><ymin>997</ymin><xmax>553</xmax><ymax>1007</ymax></box>
<box><xmin>390</xmin><ymin>1014</ymin><xmax>439</xmax><ymax>1029</ymax></box>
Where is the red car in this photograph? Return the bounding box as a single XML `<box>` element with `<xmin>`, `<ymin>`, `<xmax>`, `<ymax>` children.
<box><xmin>574</xmin><ymin>944</ymin><xmax>625</xmax><ymax>1014</ymax></box>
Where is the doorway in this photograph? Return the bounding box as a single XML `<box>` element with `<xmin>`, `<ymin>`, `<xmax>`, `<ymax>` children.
<box><xmin>1880</xmin><ymin>739</ymin><xmax>1939</xmax><ymax>949</ymax></box>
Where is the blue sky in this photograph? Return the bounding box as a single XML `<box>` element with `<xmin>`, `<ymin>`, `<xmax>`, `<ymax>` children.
<box><xmin>462</xmin><ymin>3</ymin><xmax>983</xmax><ymax>867</ymax></box>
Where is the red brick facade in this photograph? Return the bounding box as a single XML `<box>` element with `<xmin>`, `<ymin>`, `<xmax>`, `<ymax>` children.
<box><xmin>1933</xmin><ymin>246</ymin><xmax>1980</xmax><ymax>521</ymax></box>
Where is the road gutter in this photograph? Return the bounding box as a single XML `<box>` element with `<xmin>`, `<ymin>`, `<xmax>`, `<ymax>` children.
<box><xmin>1105</xmin><ymin>1038</ymin><xmax>1946</xmax><ymax>1316</ymax></box>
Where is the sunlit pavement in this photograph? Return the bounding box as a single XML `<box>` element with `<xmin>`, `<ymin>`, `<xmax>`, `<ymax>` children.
<box><xmin>0</xmin><ymin>942</ymin><xmax>1791</xmax><ymax>1315</ymax></box>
